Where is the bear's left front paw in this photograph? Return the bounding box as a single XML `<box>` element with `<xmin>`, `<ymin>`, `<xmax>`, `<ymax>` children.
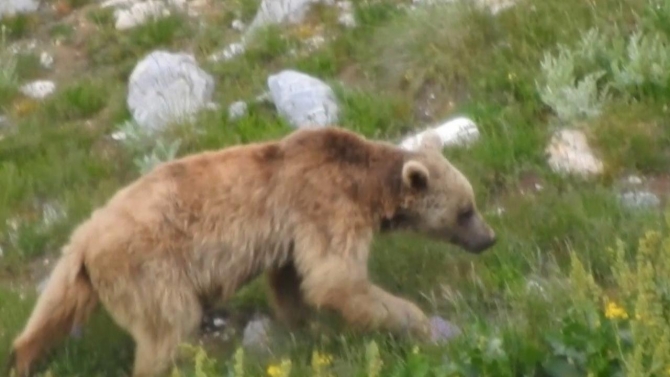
<box><xmin>390</xmin><ymin>299</ymin><xmax>431</xmax><ymax>339</ymax></box>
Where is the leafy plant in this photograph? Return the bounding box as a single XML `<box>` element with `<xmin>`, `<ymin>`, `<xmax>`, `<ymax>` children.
<box><xmin>536</xmin><ymin>46</ymin><xmax>610</xmax><ymax>124</ymax></box>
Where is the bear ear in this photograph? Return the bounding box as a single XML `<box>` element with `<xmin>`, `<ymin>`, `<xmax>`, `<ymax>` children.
<box><xmin>419</xmin><ymin>131</ymin><xmax>443</xmax><ymax>152</ymax></box>
<box><xmin>402</xmin><ymin>160</ymin><xmax>430</xmax><ymax>190</ymax></box>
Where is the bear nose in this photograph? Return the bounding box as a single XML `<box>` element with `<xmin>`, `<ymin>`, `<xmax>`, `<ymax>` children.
<box><xmin>470</xmin><ymin>234</ymin><xmax>496</xmax><ymax>254</ymax></box>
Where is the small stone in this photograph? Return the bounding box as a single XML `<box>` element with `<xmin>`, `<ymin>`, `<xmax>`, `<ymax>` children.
<box><xmin>111</xmin><ymin>130</ymin><xmax>128</xmax><ymax>141</ymax></box>
<box><xmin>0</xmin><ymin>115</ymin><xmax>10</xmax><ymax>128</ymax></box>
<box><xmin>242</xmin><ymin>315</ymin><xmax>272</xmax><ymax>350</ymax></box>
<box><xmin>20</xmin><ymin>80</ymin><xmax>56</xmax><ymax>100</ymax></box>
<box><xmin>209</xmin><ymin>42</ymin><xmax>245</xmax><ymax>62</ymax></box>
<box><xmin>254</xmin><ymin>91</ymin><xmax>272</xmax><ymax>103</ymax></box>
<box><xmin>337</xmin><ymin>1</ymin><xmax>356</xmax><ymax>28</ymax></box>
<box><xmin>546</xmin><ymin>129</ymin><xmax>603</xmax><ymax>177</ymax></box>
<box><xmin>40</xmin><ymin>52</ymin><xmax>54</xmax><ymax>69</ymax></box>
<box><xmin>205</xmin><ymin>102</ymin><xmax>220</xmax><ymax>111</ymax></box>
<box><xmin>212</xmin><ymin>317</ymin><xmax>226</xmax><ymax>328</ymax></box>
<box><xmin>231</xmin><ymin>19</ymin><xmax>245</xmax><ymax>31</ymax></box>
<box><xmin>429</xmin><ymin>315</ymin><xmax>461</xmax><ymax>343</ymax></box>
<box><xmin>624</xmin><ymin>175</ymin><xmax>643</xmax><ymax>185</ymax></box>
<box><xmin>228</xmin><ymin>101</ymin><xmax>248</xmax><ymax>120</ymax></box>
<box><xmin>619</xmin><ymin>191</ymin><xmax>660</xmax><ymax>210</ymax></box>
<box><xmin>304</xmin><ymin>35</ymin><xmax>326</xmax><ymax>52</ymax></box>
<box><xmin>37</xmin><ymin>275</ymin><xmax>50</xmax><ymax>294</ymax></box>
<box><xmin>399</xmin><ymin>117</ymin><xmax>480</xmax><ymax>151</ymax></box>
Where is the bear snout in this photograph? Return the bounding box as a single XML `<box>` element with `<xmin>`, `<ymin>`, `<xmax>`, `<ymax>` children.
<box><xmin>458</xmin><ymin>223</ymin><xmax>497</xmax><ymax>254</ymax></box>
<box><xmin>466</xmin><ymin>233</ymin><xmax>497</xmax><ymax>254</ymax></box>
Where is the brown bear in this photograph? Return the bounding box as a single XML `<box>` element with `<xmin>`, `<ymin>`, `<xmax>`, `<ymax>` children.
<box><xmin>8</xmin><ymin>126</ymin><xmax>496</xmax><ymax>377</ymax></box>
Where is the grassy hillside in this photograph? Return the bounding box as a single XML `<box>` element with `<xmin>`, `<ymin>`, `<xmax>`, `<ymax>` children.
<box><xmin>2</xmin><ymin>0</ymin><xmax>670</xmax><ymax>376</ymax></box>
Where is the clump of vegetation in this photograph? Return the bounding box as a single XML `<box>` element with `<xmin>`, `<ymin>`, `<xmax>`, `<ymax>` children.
<box><xmin>0</xmin><ymin>25</ymin><xmax>19</xmax><ymax>107</ymax></box>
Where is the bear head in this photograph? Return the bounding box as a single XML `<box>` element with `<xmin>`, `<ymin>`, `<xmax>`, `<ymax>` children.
<box><xmin>396</xmin><ymin>131</ymin><xmax>496</xmax><ymax>254</ymax></box>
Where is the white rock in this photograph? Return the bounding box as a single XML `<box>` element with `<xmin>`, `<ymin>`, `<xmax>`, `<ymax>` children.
<box><xmin>246</xmin><ymin>0</ymin><xmax>331</xmax><ymax>35</ymax></box>
<box><xmin>212</xmin><ymin>0</ymin><xmax>342</xmax><ymax>62</ymax></box>
<box><xmin>412</xmin><ymin>0</ymin><xmax>515</xmax><ymax>14</ymax></box>
<box><xmin>100</xmin><ymin>0</ymin><xmax>136</xmax><ymax>8</ymax></box>
<box><xmin>0</xmin><ymin>0</ymin><xmax>39</xmax><ymax>18</ymax></box>
<box><xmin>20</xmin><ymin>80</ymin><xmax>56</xmax><ymax>99</ymax></box>
<box><xmin>111</xmin><ymin>130</ymin><xmax>128</xmax><ymax>141</ymax></box>
<box><xmin>127</xmin><ymin>50</ymin><xmax>215</xmax><ymax>133</ymax></box>
<box><xmin>242</xmin><ymin>315</ymin><xmax>272</xmax><ymax>349</ymax></box>
<box><xmin>267</xmin><ymin>70</ymin><xmax>339</xmax><ymax>129</ymax></box>
<box><xmin>228</xmin><ymin>101</ymin><xmax>247</xmax><ymax>120</ymax></box>
<box><xmin>8</xmin><ymin>39</ymin><xmax>37</xmax><ymax>55</ymax></box>
<box><xmin>37</xmin><ymin>275</ymin><xmax>49</xmax><ymax>294</ymax></box>
<box><xmin>400</xmin><ymin>117</ymin><xmax>480</xmax><ymax>151</ymax></box>
<box><xmin>546</xmin><ymin>129</ymin><xmax>603</xmax><ymax>176</ymax></box>
<box><xmin>40</xmin><ymin>52</ymin><xmax>54</xmax><ymax>69</ymax></box>
<box><xmin>254</xmin><ymin>91</ymin><xmax>272</xmax><ymax>103</ymax></box>
<box><xmin>619</xmin><ymin>191</ymin><xmax>660</xmax><ymax>210</ymax></box>
<box><xmin>204</xmin><ymin>102</ymin><xmax>220</xmax><ymax>111</ymax></box>
<box><xmin>304</xmin><ymin>35</ymin><xmax>326</xmax><ymax>52</ymax></box>
<box><xmin>113</xmin><ymin>0</ymin><xmax>172</xmax><ymax>30</ymax></box>
<box><xmin>212</xmin><ymin>317</ymin><xmax>226</xmax><ymax>328</ymax></box>
<box><xmin>208</xmin><ymin>42</ymin><xmax>245</xmax><ymax>62</ymax></box>
<box><xmin>429</xmin><ymin>316</ymin><xmax>461</xmax><ymax>343</ymax></box>
<box><xmin>337</xmin><ymin>1</ymin><xmax>356</xmax><ymax>28</ymax></box>
<box><xmin>0</xmin><ymin>115</ymin><xmax>10</xmax><ymax>128</ymax></box>
<box><xmin>231</xmin><ymin>19</ymin><xmax>245</xmax><ymax>32</ymax></box>
<box><xmin>624</xmin><ymin>175</ymin><xmax>643</xmax><ymax>185</ymax></box>
<box><xmin>41</xmin><ymin>201</ymin><xmax>67</xmax><ymax>227</ymax></box>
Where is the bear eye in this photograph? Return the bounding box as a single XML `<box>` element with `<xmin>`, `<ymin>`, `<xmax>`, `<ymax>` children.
<box><xmin>457</xmin><ymin>206</ymin><xmax>474</xmax><ymax>224</ymax></box>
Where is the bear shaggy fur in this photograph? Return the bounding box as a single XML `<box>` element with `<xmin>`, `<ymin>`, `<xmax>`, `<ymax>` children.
<box><xmin>9</xmin><ymin>127</ymin><xmax>496</xmax><ymax>377</ymax></box>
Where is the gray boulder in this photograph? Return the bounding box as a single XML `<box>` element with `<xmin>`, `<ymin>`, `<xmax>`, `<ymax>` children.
<box><xmin>0</xmin><ymin>0</ymin><xmax>39</xmax><ymax>19</ymax></box>
<box><xmin>267</xmin><ymin>70</ymin><xmax>339</xmax><ymax>129</ymax></box>
<box><xmin>127</xmin><ymin>50</ymin><xmax>215</xmax><ymax>133</ymax></box>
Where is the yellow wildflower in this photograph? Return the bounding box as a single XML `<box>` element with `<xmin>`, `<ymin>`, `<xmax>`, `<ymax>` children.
<box><xmin>311</xmin><ymin>351</ymin><xmax>334</xmax><ymax>377</ymax></box>
<box><xmin>12</xmin><ymin>98</ymin><xmax>38</xmax><ymax>117</ymax></box>
<box><xmin>312</xmin><ymin>351</ymin><xmax>333</xmax><ymax>367</ymax></box>
<box><xmin>267</xmin><ymin>365</ymin><xmax>281</xmax><ymax>377</ymax></box>
<box><xmin>266</xmin><ymin>358</ymin><xmax>292</xmax><ymax>377</ymax></box>
<box><xmin>604</xmin><ymin>300</ymin><xmax>628</xmax><ymax>320</ymax></box>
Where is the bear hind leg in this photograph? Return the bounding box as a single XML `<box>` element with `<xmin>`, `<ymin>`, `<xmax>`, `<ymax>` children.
<box><xmin>266</xmin><ymin>261</ymin><xmax>311</xmax><ymax>328</ymax></box>
<box><xmin>131</xmin><ymin>328</ymin><xmax>182</xmax><ymax>377</ymax></box>
<box><xmin>99</xmin><ymin>280</ymin><xmax>202</xmax><ymax>377</ymax></box>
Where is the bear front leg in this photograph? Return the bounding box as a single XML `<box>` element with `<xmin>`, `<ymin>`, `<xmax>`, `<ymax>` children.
<box><xmin>296</xmin><ymin>253</ymin><xmax>431</xmax><ymax>340</ymax></box>
<box><xmin>266</xmin><ymin>261</ymin><xmax>311</xmax><ymax>328</ymax></box>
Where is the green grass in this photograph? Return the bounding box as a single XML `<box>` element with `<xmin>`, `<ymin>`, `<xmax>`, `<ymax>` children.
<box><xmin>2</xmin><ymin>0</ymin><xmax>670</xmax><ymax>375</ymax></box>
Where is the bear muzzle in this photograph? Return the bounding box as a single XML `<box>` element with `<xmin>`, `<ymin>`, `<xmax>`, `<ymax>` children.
<box><xmin>452</xmin><ymin>218</ymin><xmax>497</xmax><ymax>254</ymax></box>
<box><xmin>462</xmin><ymin>231</ymin><xmax>496</xmax><ymax>254</ymax></box>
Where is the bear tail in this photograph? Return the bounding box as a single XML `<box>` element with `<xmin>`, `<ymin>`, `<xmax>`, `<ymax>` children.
<box><xmin>8</xmin><ymin>243</ymin><xmax>98</xmax><ymax>376</ymax></box>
